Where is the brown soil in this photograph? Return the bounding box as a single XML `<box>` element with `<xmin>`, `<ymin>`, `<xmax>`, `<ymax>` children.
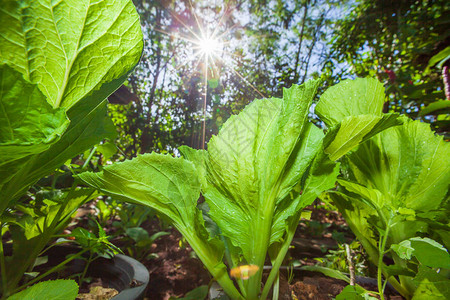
<box><xmin>51</xmin><ymin>201</ymin><xmax>405</xmax><ymax>299</ymax></box>
<box><xmin>143</xmin><ymin>229</ymin><xmax>211</xmax><ymax>300</ymax></box>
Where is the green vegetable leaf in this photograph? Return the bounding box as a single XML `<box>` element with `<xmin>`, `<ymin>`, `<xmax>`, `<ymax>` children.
<box><xmin>0</xmin><ymin>0</ymin><xmax>143</xmax><ymax>212</ymax></box>
<box><xmin>7</xmin><ymin>280</ymin><xmax>78</xmax><ymax>300</ymax></box>
<box><xmin>126</xmin><ymin>227</ymin><xmax>150</xmax><ymax>243</ymax></box>
<box><xmin>336</xmin><ymin>285</ymin><xmax>378</xmax><ymax>300</ymax></box>
<box><xmin>328</xmin><ymin>117</ymin><xmax>450</xmax><ymax>299</ymax></box>
<box><xmin>316</xmin><ymin>77</ymin><xmax>403</xmax><ymax>161</ymax></box>
<box><xmin>0</xmin><ymin>99</ymin><xmax>116</xmax><ymax>208</ymax></box>
<box><xmin>425</xmin><ymin>46</ymin><xmax>450</xmax><ymax>71</ymax></box>
<box><xmin>78</xmin><ymin>154</ymin><xmax>202</xmax><ymax>230</ymax></box>
<box><xmin>341</xmin><ymin>120</ymin><xmax>450</xmax><ymax>212</ymax></box>
<box><xmin>0</xmin><ymin>65</ymin><xmax>69</xmax><ymax>173</ymax></box>
<box><xmin>0</xmin><ymin>0</ymin><xmax>144</xmax><ymax>110</ymax></box>
<box><xmin>315</xmin><ymin>77</ymin><xmax>385</xmax><ymax>128</ymax></box>
<box><xmin>77</xmin><ymin>153</ymin><xmax>239</xmax><ymax>297</ymax></box>
<box><xmin>169</xmin><ymin>285</ymin><xmax>209</xmax><ymax>300</ymax></box>
<box><xmin>392</xmin><ymin>237</ymin><xmax>450</xmax><ymax>269</ymax></box>
<box><xmin>391</xmin><ymin>240</ymin><xmax>415</xmax><ymax>260</ymax></box>
<box><xmin>418</xmin><ymin>100</ymin><xmax>450</xmax><ymax>116</ymax></box>
<box><xmin>322</xmin><ymin>113</ymin><xmax>403</xmax><ymax>161</ymax></box>
<box><xmin>383</xmin><ymin>265</ymin><xmax>416</xmax><ymax>278</ymax></box>
<box><xmin>300</xmin><ymin>265</ymin><xmax>350</xmax><ymax>283</ymax></box>
<box><xmin>182</xmin><ymin>81</ymin><xmax>322</xmax><ymax>262</ymax></box>
<box><xmin>412</xmin><ymin>266</ymin><xmax>450</xmax><ymax>300</ymax></box>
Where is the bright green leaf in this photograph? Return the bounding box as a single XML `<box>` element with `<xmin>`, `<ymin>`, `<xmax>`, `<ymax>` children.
<box><xmin>0</xmin><ymin>0</ymin><xmax>144</xmax><ymax>109</ymax></box>
<box><xmin>391</xmin><ymin>240</ymin><xmax>415</xmax><ymax>260</ymax></box>
<box><xmin>336</xmin><ymin>285</ymin><xmax>378</xmax><ymax>300</ymax></box>
<box><xmin>409</xmin><ymin>237</ymin><xmax>450</xmax><ymax>269</ymax></box>
<box><xmin>7</xmin><ymin>280</ymin><xmax>78</xmax><ymax>300</ymax></box>
<box><xmin>315</xmin><ymin>77</ymin><xmax>385</xmax><ymax>128</ymax></box>
<box><xmin>425</xmin><ymin>46</ymin><xmax>450</xmax><ymax>71</ymax></box>
<box><xmin>412</xmin><ymin>266</ymin><xmax>450</xmax><ymax>300</ymax></box>
<box><xmin>0</xmin><ymin>65</ymin><xmax>69</xmax><ymax>169</ymax></box>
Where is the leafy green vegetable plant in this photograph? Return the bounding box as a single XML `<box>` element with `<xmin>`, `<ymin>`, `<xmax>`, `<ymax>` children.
<box><xmin>0</xmin><ymin>0</ymin><xmax>143</xmax><ymax>297</ymax></box>
<box><xmin>315</xmin><ymin>241</ymin><xmax>368</xmax><ymax>277</ymax></box>
<box><xmin>69</xmin><ymin>221</ymin><xmax>122</xmax><ymax>284</ymax></box>
<box><xmin>94</xmin><ymin>199</ymin><xmax>168</xmax><ymax>260</ymax></box>
<box><xmin>79</xmin><ymin>77</ymin><xmax>401</xmax><ymax>299</ymax></box>
<box><xmin>324</xmin><ymin>118</ymin><xmax>450</xmax><ymax>299</ymax></box>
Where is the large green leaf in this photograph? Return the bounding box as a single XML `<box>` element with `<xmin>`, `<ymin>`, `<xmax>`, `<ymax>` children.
<box><xmin>342</xmin><ymin>120</ymin><xmax>450</xmax><ymax>212</ymax></box>
<box><xmin>316</xmin><ymin>77</ymin><xmax>403</xmax><ymax>161</ymax></box>
<box><xmin>412</xmin><ymin>266</ymin><xmax>450</xmax><ymax>300</ymax></box>
<box><xmin>7</xmin><ymin>280</ymin><xmax>78</xmax><ymax>300</ymax></box>
<box><xmin>0</xmin><ymin>65</ymin><xmax>69</xmax><ymax>167</ymax></box>
<box><xmin>0</xmin><ymin>99</ymin><xmax>116</xmax><ymax>210</ymax></box>
<box><xmin>328</xmin><ymin>119</ymin><xmax>450</xmax><ymax>298</ymax></box>
<box><xmin>315</xmin><ymin>77</ymin><xmax>385</xmax><ymax>127</ymax></box>
<box><xmin>181</xmin><ymin>81</ymin><xmax>322</xmax><ymax>261</ymax></box>
<box><xmin>322</xmin><ymin>113</ymin><xmax>403</xmax><ymax>161</ymax></box>
<box><xmin>78</xmin><ymin>154</ymin><xmax>202</xmax><ymax>229</ymax></box>
<box><xmin>418</xmin><ymin>100</ymin><xmax>450</xmax><ymax>116</ymax></box>
<box><xmin>391</xmin><ymin>237</ymin><xmax>450</xmax><ymax>269</ymax></box>
<box><xmin>0</xmin><ymin>0</ymin><xmax>143</xmax><ymax>110</ymax></box>
<box><xmin>0</xmin><ymin>0</ymin><xmax>143</xmax><ymax>210</ymax></box>
<box><xmin>78</xmin><ymin>153</ymin><xmax>242</xmax><ymax>298</ymax></box>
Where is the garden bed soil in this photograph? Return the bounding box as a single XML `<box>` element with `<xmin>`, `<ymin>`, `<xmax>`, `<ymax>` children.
<box><xmin>70</xmin><ymin>202</ymin><xmax>404</xmax><ymax>299</ymax></box>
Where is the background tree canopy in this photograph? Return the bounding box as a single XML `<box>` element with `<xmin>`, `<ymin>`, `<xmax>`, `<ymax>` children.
<box><xmin>107</xmin><ymin>0</ymin><xmax>449</xmax><ymax>159</ymax></box>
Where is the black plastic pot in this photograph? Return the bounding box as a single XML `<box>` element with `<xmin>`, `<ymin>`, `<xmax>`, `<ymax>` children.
<box><xmin>88</xmin><ymin>254</ymin><xmax>149</xmax><ymax>300</ymax></box>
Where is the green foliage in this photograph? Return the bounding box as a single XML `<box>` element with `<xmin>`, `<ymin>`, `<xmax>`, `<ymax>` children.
<box><xmin>0</xmin><ymin>0</ymin><xmax>143</xmax><ymax>296</ymax></box>
<box><xmin>391</xmin><ymin>238</ymin><xmax>450</xmax><ymax>270</ymax></box>
<box><xmin>0</xmin><ymin>65</ymin><xmax>69</xmax><ymax>167</ymax></box>
<box><xmin>426</xmin><ymin>47</ymin><xmax>450</xmax><ymax>72</ymax></box>
<box><xmin>69</xmin><ymin>221</ymin><xmax>122</xmax><ymax>285</ymax></box>
<box><xmin>412</xmin><ymin>266</ymin><xmax>450</xmax><ymax>299</ymax></box>
<box><xmin>0</xmin><ymin>0</ymin><xmax>143</xmax><ymax>110</ymax></box>
<box><xmin>328</xmin><ymin>0</ymin><xmax>449</xmax><ymax>133</ymax></box>
<box><xmin>316</xmin><ymin>77</ymin><xmax>403</xmax><ymax>161</ymax></box>
<box><xmin>0</xmin><ymin>0</ymin><xmax>143</xmax><ymax>211</ymax></box>
<box><xmin>326</xmin><ymin>118</ymin><xmax>450</xmax><ymax>299</ymax></box>
<box><xmin>7</xmin><ymin>280</ymin><xmax>78</xmax><ymax>300</ymax></box>
<box><xmin>79</xmin><ymin>78</ymin><xmax>401</xmax><ymax>299</ymax></box>
<box><xmin>300</xmin><ymin>265</ymin><xmax>351</xmax><ymax>283</ymax></box>
<box><xmin>315</xmin><ymin>241</ymin><xmax>368</xmax><ymax>277</ymax></box>
<box><xmin>335</xmin><ymin>285</ymin><xmax>378</xmax><ymax>300</ymax></box>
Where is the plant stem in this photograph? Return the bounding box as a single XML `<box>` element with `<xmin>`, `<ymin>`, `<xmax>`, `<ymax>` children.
<box><xmin>10</xmin><ymin>248</ymin><xmax>90</xmax><ymax>295</ymax></box>
<box><xmin>272</xmin><ymin>272</ymin><xmax>279</xmax><ymax>300</ymax></box>
<box><xmin>377</xmin><ymin>218</ymin><xmax>392</xmax><ymax>300</ymax></box>
<box><xmin>248</xmin><ymin>188</ymin><xmax>280</xmax><ymax>299</ymax></box>
<box><xmin>6</xmin><ymin>183</ymin><xmax>91</xmax><ymax>293</ymax></box>
<box><xmin>0</xmin><ymin>223</ymin><xmax>8</xmax><ymax>299</ymax></box>
<box><xmin>180</xmin><ymin>229</ymin><xmax>243</xmax><ymax>300</ymax></box>
<box><xmin>82</xmin><ymin>147</ymin><xmax>97</xmax><ymax>171</ymax></box>
<box><xmin>261</xmin><ymin>211</ymin><xmax>300</xmax><ymax>300</ymax></box>
<box><xmin>345</xmin><ymin>243</ymin><xmax>355</xmax><ymax>285</ymax></box>
<box><xmin>79</xmin><ymin>252</ymin><xmax>94</xmax><ymax>285</ymax></box>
